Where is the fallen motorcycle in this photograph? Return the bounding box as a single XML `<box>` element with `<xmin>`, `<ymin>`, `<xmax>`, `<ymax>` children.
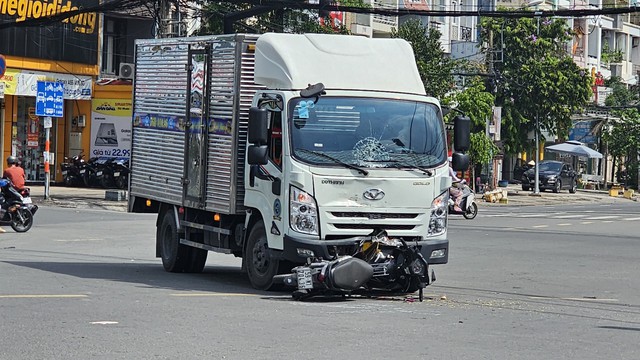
<box><xmin>0</xmin><ymin>179</ymin><xmax>34</xmax><ymax>232</ymax></box>
<box><xmin>273</xmin><ymin>230</ymin><xmax>433</xmax><ymax>301</ymax></box>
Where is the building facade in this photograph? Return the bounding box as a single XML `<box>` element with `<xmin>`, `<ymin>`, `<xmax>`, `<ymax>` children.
<box><xmin>0</xmin><ymin>1</ymin><xmax>152</xmax><ymax>183</ymax></box>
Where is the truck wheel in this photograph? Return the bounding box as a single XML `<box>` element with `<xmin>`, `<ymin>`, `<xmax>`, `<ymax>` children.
<box><xmin>246</xmin><ymin>220</ymin><xmax>280</xmax><ymax>290</ymax></box>
<box><xmin>159</xmin><ymin>210</ymin><xmax>189</xmax><ymax>272</ymax></box>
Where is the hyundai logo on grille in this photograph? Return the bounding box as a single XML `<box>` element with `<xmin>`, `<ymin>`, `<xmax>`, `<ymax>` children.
<box><xmin>363</xmin><ymin>188</ymin><xmax>385</xmax><ymax>200</ymax></box>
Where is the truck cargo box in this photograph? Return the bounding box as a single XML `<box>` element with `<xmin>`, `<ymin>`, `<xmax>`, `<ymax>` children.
<box><xmin>130</xmin><ymin>34</ymin><xmax>261</xmax><ymax>214</ymax></box>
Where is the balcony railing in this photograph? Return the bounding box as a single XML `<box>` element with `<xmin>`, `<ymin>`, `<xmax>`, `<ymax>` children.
<box><xmin>461</xmin><ymin>26</ymin><xmax>472</xmax><ymax>41</ymax></box>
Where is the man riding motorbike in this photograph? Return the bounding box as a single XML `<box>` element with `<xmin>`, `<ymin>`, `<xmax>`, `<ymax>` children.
<box><xmin>448</xmin><ymin>157</ymin><xmax>464</xmax><ymax>212</ymax></box>
<box><xmin>3</xmin><ymin>156</ymin><xmax>25</xmax><ymax>191</ymax></box>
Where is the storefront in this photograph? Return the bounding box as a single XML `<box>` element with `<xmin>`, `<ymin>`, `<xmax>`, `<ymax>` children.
<box><xmin>1</xmin><ymin>69</ymin><xmax>93</xmax><ymax>183</ymax></box>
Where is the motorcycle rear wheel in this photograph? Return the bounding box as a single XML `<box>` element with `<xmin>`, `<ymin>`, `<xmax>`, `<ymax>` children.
<box><xmin>11</xmin><ymin>208</ymin><xmax>33</xmax><ymax>232</ymax></box>
<box><xmin>463</xmin><ymin>202</ymin><xmax>478</xmax><ymax>219</ymax></box>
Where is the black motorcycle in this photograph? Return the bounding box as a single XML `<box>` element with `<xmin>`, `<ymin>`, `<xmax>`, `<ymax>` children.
<box><xmin>60</xmin><ymin>153</ymin><xmax>86</xmax><ymax>187</ymax></box>
<box><xmin>0</xmin><ymin>179</ymin><xmax>34</xmax><ymax>232</ymax></box>
<box><xmin>82</xmin><ymin>157</ymin><xmax>110</xmax><ymax>188</ymax></box>
<box><xmin>110</xmin><ymin>157</ymin><xmax>130</xmax><ymax>190</ymax></box>
<box><xmin>274</xmin><ymin>230</ymin><xmax>433</xmax><ymax>301</ymax></box>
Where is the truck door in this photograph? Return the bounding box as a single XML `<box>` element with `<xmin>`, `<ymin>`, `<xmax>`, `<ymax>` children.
<box><xmin>183</xmin><ymin>47</ymin><xmax>209</xmax><ymax>208</ymax></box>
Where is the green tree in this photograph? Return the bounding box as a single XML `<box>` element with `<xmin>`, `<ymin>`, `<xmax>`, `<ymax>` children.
<box><xmin>601</xmin><ymin>109</ymin><xmax>640</xmax><ymax>189</ymax></box>
<box><xmin>480</xmin><ymin>15</ymin><xmax>593</xmax><ymax>155</ymax></box>
<box><xmin>450</xmin><ymin>78</ymin><xmax>498</xmax><ymax>184</ymax></box>
<box><xmin>196</xmin><ymin>1</ymin><xmax>368</xmax><ymax>35</ymax></box>
<box><xmin>391</xmin><ymin>19</ymin><xmax>457</xmax><ymax>99</ymax></box>
<box><xmin>604</xmin><ymin>76</ymin><xmax>639</xmax><ymax>107</ymax></box>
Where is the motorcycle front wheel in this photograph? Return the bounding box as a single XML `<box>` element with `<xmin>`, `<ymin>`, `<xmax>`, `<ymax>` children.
<box><xmin>11</xmin><ymin>208</ymin><xmax>33</xmax><ymax>232</ymax></box>
<box><xmin>463</xmin><ymin>202</ymin><xmax>478</xmax><ymax>220</ymax></box>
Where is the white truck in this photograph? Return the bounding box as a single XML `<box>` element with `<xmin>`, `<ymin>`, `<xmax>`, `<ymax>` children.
<box><xmin>128</xmin><ymin>33</ymin><xmax>470</xmax><ymax>291</ymax></box>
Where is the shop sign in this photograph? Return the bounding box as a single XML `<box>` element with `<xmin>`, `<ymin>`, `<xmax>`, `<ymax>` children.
<box><xmin>90</xmin><ymin>99</ymin><xmax>133</xmax><ymax>159</ymax></box>
<box><xmin>0</xmin><ymin>81</ymin><xmax>4</xmax><ymax>99</ymax></box>
<box><xmin>0</xmin><ymin>68</ymin><xmax>91</xmax><ymax>100</ymax></box>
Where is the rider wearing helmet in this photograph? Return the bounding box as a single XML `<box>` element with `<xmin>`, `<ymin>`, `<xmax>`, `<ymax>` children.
<box><xmin>3</xmin><ymin>156</ymin><xmax>26</xmax><ymax>191</ymax></box>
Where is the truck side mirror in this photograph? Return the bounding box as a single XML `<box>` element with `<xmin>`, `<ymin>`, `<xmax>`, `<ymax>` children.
<box><xmin>247</xmin><ymin>145</ymin><xmax>268</xmax><ymax>165</ymax></box>
<box><xmin>451</xmin><ymin>152</ymin><xmax>469</xmax><ymax>172</ymax></box>
<box><xmin>453</xmin><ymin>115</ymin><xmax>470</xmax><ymax>152</ymax></box>
<box><xmin>248</xmin><ymin>107</ymin><xmax>268</xmax><ymax>145</ymax></box>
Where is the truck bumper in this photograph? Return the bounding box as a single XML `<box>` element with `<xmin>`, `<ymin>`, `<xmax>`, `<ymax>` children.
<box><xmin>278</xmin><ymin>235</ymin><xmax>448</xmax><ymax>265</ymax></box>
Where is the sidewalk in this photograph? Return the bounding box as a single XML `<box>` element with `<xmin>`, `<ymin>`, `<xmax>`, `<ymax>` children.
<box><xmin>28</xmin><ymin>185</ymin><xmax>128</xmax><ymax>212</ymax></box>
<box><xmin>480</xmin><ymin>183</ymin><xmax>638</xmax><ymax>206</ymax></box>
<box><xmin>24</xmin><ymin>183</ymin><xmax>638</xmax><ymax>211</ymax></box>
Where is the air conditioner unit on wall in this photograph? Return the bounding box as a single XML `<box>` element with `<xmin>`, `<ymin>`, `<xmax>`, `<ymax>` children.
<box><xmin>119</xmin><ymin>63</ymin><xmax>135</xmax><ymax>80</ymax></box>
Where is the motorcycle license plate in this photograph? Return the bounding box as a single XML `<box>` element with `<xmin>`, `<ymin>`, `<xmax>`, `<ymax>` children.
<box><xmin>22</xmin><ymin>197</ymin><xmax>32</xmax><ymax>204</ymax></box>
<box><xmin>113</xmin><ymin>172</ymin><xmax>120</xmax><ymax>177</ymax></box>
<box><xmin>80</xmin><ymin>169</ymin><xmax>86</xmax><ymax>174</ymax></box>
<box><xmin>62</xmin><ymin>170</ymin><xmax>67</xmax><ymax>175</ymax></box>
<box><xmin>96</xmin><ymin>171</ymin><xmax>103</xmax><ymax>176</ymax></box>
<box><xmin>296</xmin><ymin>268</ymin><xmax>313</xmax><ymax>290</ymax></box>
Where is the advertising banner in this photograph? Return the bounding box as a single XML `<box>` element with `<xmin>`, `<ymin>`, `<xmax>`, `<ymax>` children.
<box><xmin>0</xmin><ymin>0</ymin><xmax>99</xmax><ymax>65</ymax></box>
<box><xmin>90</xmin><ymin>99</ymin><xmax>132</xmax><ymax>159</ymax></box>
<box><xmin>0</xmin><ymin>68</ymin><xmax>91</xmax><ymax>99</ymax></box>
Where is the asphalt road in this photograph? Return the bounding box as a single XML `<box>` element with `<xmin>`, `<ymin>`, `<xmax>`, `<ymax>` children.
<box><xmin>1</xmin><ymin>202</ymin><xmax>639</xmax><ymax>359</ymax></box>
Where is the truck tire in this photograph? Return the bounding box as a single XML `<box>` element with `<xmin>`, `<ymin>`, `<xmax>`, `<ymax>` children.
<box><xmin>245</xmin><ymin>220</ymin><xmax>280</xmax><ymax>290</ymax></box>
<box><xmin>159</xmin><ymin>210</ymin><xmax>189</xmax><ymax>272</ymax></box>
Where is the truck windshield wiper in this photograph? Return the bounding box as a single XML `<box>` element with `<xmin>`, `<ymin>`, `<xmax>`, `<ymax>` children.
<box><xmin>363</xmin><ymin>159</ymin><xmax>433</xmax><ymax>176</ymax></box>
<box><xmin>296</xmin><ymin>149</ymin><xmax>369</xmax><ymax>176</ymax></box>
<box><xmin>387</xmin><ymin>160</ymin><xmax>433</xmax><ymax>176</ymax></box>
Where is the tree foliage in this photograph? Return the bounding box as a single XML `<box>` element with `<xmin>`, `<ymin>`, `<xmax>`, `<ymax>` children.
<box><xmin>450</xmin><ymin>77</ymin><xmax>497</xmax><ymax>166</ymax></box>
<box><xmin>391</xmin><ymin>19</ymin><xmax>457</xmax><ymax>99</ymax></box>
<box><xmin>602</xmin><ymin>109</ymin><xmax>640</xmax><ymax>188</ymax></box>
<box><xmin>195</xmin><ymin>1</ymin><xmax>369</xmax><ymax>35</ymax></box>
<box><xmin>480</xmin><ymin>15</ymin><xmax>593</xmax><ymax>154</ymax></box>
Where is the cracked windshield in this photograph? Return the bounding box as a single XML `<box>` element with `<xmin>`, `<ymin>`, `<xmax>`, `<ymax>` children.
<box><xmin>290</xmin><ymin>97</ymin><xmax>447</xmax><ymax>169</ymax></box>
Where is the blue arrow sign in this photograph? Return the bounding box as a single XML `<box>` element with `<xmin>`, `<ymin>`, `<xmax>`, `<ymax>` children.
<box><xmin>35</xmin><ymin>81</ymin><xmax>64</xmax><ymax>117</ymax></box>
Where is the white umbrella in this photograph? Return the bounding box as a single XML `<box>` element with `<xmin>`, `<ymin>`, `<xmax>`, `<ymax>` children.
<box><xmin>546</xmin><ymin>140</ymin><xmax>603</xmax><ymax>159</ymax></box>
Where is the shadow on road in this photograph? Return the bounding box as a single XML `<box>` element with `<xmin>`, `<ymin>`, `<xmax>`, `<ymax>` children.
<box><xmin>3</xmin><ymin>260</ymin><xmax>291</xmax><ymax>298</ymax></box>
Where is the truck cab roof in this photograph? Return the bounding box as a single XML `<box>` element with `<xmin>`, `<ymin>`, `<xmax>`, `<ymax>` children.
<box><xmin>254</xmin><ymin>33</ymin><xmax>426</xmax><ymax>96</ymax></box>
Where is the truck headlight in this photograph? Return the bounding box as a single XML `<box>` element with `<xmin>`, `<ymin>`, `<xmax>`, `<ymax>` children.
<box><xmin>290</xmin><ymin>186</ymin><xmax>319</xmax><ymax>235</ymax></box>
<box><xmin>427</xmin><ymin>190</ymin><xmax>448</xmax><ymax>236</ymax></box>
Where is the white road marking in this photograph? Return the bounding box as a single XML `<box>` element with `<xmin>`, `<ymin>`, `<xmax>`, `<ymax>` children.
<box><xmin>623</xmin><ymin>217</ymin><xmax>640</xmax><ymax>221</ymax></box>
<box><xmin>583</xmin><ymin>216</ymin><xmax>620</xmax><ymax>220</ymax></box>
<box><xmin>581</xmin><ymin>221</ymin><xmax>594</xmax><ymax>224</ymax></box>
<box><xmin>91</xmin><ymin>321</ymin><xmax>119</xmax><ymax>325</ymax></box>
<box><xmin>54</xmin><ymin>238</ymin><xmax>103</xmax><ymax>242</ymax></box>
<box><xmin>0</xmin><ymin>294</ymin><xmax>88</xmax><ymax>298</ymax></box>
<box><xmin>557</xmin><ymin>223</ymin><xmax>572</xmax><ymax>226</ymax></box>
<box><xmin>554</xmin><ymin>214</ymin><xmax>587</xmax><ymax>219</ymax></box>
<box><xmin>532</xmin><ymin>225</ymin><xmax>548</xmax><ymax>228</ymax></box>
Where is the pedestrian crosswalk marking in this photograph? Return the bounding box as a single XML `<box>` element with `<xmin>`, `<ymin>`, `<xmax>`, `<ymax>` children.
<box><xmin>623</xmin><ymin>217</ymin><xmax>640</xmax><ymax>221</ymax></box>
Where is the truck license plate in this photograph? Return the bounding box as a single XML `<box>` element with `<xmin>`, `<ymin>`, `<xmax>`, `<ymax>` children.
<box><xmin>296</xmin><ymin>268</ymin><xmax>313</xmax><ymax>290</ymax></box>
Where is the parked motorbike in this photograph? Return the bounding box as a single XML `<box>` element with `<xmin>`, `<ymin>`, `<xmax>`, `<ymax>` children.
<box><xmin>107</xmin><ymin>157</ymin><xmax>130</xmax><ymax>190</ymax></box>
<box><xmin>0</xmin><ymin>179</ymin><xmax>34</xmax><ymax>232</ymax></box>
<box><xmin>82</xmin><ymin>157</ymin><xmax>110</xmax><ymax>188</ymax></box>
<box><xmin>60</xmin><ymin>153</ymin><xmax>86</xmax><ymax>187</ymax></box>
<box><xmin>274</xmin><ymin>230</ymin><xmax>433</xmax><ymax>301</ymax></box>
<box><xmin>449</xmin><ymin>181</ymin><xmax>478</xmax><ymax>220</ymax></box>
